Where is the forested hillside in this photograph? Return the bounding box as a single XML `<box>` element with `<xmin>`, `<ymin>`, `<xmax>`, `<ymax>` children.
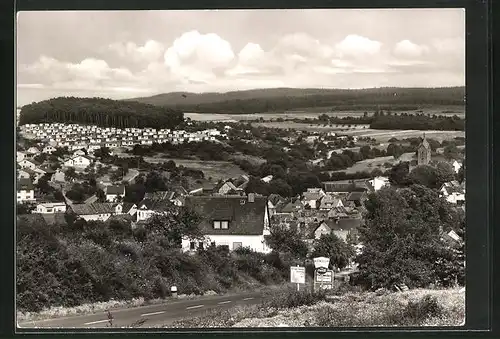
<box><xmin>130</xmin><ymin>87</ymin><xmax>465</xmax><ymax>114</ymax></box>
<box><xmin>18</xmin><ymin>97</ymin><xmax>184</xmax><ymax>129</ymax></box>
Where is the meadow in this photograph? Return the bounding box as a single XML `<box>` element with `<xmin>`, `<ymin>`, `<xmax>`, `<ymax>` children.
<box><xmin>185</xmin><ymin>106</ymin><xmax>465</xmax><ymax>123</ymax></box>
<box><xmin>143</xmin><ymin>157</ymin><xmax>248</xmax><ymax>181</ymax></box>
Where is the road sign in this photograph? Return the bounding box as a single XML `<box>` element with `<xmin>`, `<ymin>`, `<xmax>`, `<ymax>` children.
<box><xmin>315</xmin><ymin>270</ymin><xmax>333</xmax><ymax>283</ymax></box>
<box><xmin>316</xmin><ymin>267</ymin><xmax>328</xmax><ymax>274</ymax></box>
<box><xmin>313</xmin><ymin>257</ymin><xmax>330</xmax><ymax>269</ymax></box>
<box><xmin>290</xmin><ymin>266</ymin><xmax>306</xmax><ymax>284</ymax></box>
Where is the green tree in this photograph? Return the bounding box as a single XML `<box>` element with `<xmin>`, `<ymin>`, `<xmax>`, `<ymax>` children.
<box><xmin>356</xmin><ymin>185</ymin><xmax>464</xmax><ymax>289</ymax></box>
<box><xmin>435</xmin><ymin>161</ymin><xmax>456</xmax><ymax>187</ymax></box>
<box><xmin>265</xmin><ymin>225</ymin><xmax>308</xmax><ymax>259</ymax></box>
<box><xmin>443</xmin><ymin>143</ymin><xmax>460</xmax><ymax>160</ymax></box>
<box><xmin>64</xmin><ymin>167</ymin><xmax>77</xmax><ymax>182</ymax></box>
<box><xmin>311</xmin><ymin>233</ymin><xmax>355</xmax><ymax>270</ymax></box>
<box><xmin>408</xmin><ymin>165</ymin><xmax>439</xmax><ymax>188</ymax></box>
<box><xmin>388</xmin><ymin>161</ymin><xmax>410</xmax><ymax>186</ymax></box>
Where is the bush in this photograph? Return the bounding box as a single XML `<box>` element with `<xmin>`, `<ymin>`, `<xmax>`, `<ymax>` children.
<box><xmin>401</xmin><ymin>295</ymin><xmax>444</xmax><ymax>324</ymax></box>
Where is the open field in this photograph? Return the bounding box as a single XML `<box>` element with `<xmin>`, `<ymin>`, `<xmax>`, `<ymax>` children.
<box><xmin>185</xmin><ymin>106</ymin><xmax>465</xmax><ymax>122</ymax></box>
<box><xmin>341</xmin><ymin>129</ymin><xmax>465</xmax><ymax>142</ymax></box>
<box><xmin>144</xmin><ymin>157</ymin><xmax>247</xmax><ymax>181</ymax></box>
<box><xmin>340</xmin><ymin>152</ymin><xmax>415</xmax><ymax>174</ymax></box>
<box><xmin>251</xmin><ymin>122</ymin><xmax>370</xmax><ymax>132</ymax></box>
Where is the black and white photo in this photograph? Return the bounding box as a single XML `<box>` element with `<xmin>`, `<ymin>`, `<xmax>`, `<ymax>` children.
<box><xmin>16</xmin><ymin>8</ymin><xmax>466</xmax><ymax>329</ymax></box>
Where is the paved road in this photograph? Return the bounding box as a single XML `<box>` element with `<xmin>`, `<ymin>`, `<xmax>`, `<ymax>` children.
<box><xmin>17</xmin><ymin>291</ymin><xmax>265</xmax><ymax>329</ymax></box>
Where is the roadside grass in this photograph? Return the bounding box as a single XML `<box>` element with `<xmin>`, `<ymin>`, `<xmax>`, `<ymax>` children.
<box><xmin>164</xmin><ymin>287</ymin><xmax>464</xmax><ymax>328</ymax></box>
<box><xmin>16</xmin><ymin>283</ymin><xmax>293</xmax><ymax>323</ymax></box>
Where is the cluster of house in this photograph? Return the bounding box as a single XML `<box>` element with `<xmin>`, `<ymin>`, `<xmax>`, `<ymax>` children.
<box><xmin>19</xmin><ymin>123</ymin><xmax>227</xmax><ymax>151</ymax></box>
<box><xmin>18</xmin><ymin>167</ymin><xmax>466</xmax><ymax>256</ymax></box>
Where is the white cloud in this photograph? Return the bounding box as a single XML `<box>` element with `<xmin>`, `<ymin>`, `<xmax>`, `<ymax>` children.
<box><xmin>163</xmin><ymin>30</ymin><xmax>235</xmax><ymax>82</ymax></box>
<box><xmin>334</xmin><ymin>34</ymin><xmax>382</xmax><ymax>58</ymax></box>
<box><xmin>393</xmin><ymin>40</ymin><xmax>429</xmax><ymax>58</ymax></box>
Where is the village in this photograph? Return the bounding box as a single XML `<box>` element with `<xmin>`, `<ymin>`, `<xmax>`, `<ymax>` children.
<box><xmin>16</xmin><ymin>121</ymin><xmax>465</xmax><ymax>262</ymax></box>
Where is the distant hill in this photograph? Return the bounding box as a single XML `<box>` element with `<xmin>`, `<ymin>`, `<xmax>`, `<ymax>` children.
<box><xmin>18</xmin><ymin>96</ymin><xmax>184</xmax><ymax>129</ymax></box>
<box><xmin>128</xmin><ymin>87</ymin><xmax>465</xmax><ymax>114</ymax></box>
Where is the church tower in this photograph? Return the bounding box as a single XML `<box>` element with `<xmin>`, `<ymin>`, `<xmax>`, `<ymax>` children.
<box><xmin>417</xmin><ymin>133</ymin><xmax>431</xmax><ymax>166</ymax></box>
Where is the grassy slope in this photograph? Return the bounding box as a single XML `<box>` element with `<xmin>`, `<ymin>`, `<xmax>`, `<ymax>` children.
<box><xmin>166</xmin><ymin>287</ymin><xmax>465</xmax><ymax>328</ymax></box>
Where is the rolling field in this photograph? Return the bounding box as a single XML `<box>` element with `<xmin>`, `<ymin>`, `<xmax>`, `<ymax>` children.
<box><xmin>185</xmin><ymin>106</ymin><xmax>465</xmax><ymax>123</ymax></box>
<box><xmin>144</xmin><ymin>157</ymin><xmax>247</xmax><ymax>181</ymax></box>
<box><xmin>341</xmin><ymin>129</ymin><xmax>465</xmax><ymax>142</ymax></box>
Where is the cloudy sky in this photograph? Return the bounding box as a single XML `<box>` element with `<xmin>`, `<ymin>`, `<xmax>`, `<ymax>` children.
<box><xmin>16</xmin><ymin>9</ymin><xmax>465</xmax><ymax>105</ymax></box>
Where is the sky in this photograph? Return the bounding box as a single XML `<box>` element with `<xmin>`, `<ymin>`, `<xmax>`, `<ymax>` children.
<box><xmin>16</xmin><ymin>9</ymin><xmax>465</xmax><ymax>106</ymax></box>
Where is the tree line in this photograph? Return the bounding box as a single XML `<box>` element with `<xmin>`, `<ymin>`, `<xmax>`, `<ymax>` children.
<box><xmin>18</xmin><ymin>97</ymin><xmax>184</xmax><ymax>129</ymax></box>
<box><xmin>158</xmin><ymin>87</ymin><xmax>465</xmax><ymax>114</ymax></box>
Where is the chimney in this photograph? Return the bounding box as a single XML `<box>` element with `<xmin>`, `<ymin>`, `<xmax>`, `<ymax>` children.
<box><xmin>248</xmin><ymin>193</ymin><xmax>255</xmax><ymax>203</ymax></box>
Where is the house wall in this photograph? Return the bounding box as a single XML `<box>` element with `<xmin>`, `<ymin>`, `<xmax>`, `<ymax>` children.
<box><xmin>182</xmin><ymin>234</ymin><xmax>271</xmax><ymax>253</ymax></box>
<box><xmin>17</xmin><ymin>190</ymin><xmax>35</xmax><ymax>203</ymax></box>
<box><xmin>17</xmin><ymin>152</ymin><xmax>25</xmax><ymax>162</ymax></box>
<box><xmin>446</xmin><ymin>193</ymin><xmax>465</xmax><ymax>204</ymax></box>
<box><xmin>19</xmin><ymin>161</ymin><xmax>36</xmax><ymax>170</ymax></box>
<box><xmin>136</xmin><ymin>209</ymin><xmax>156</xmax><ymax>222</ymax></box>
<box><xmin>36</xmin><ymin>204</ymin><xmax>66</xmax><ymax>213</ymax></box>
<box><xmin>106</xmin><ymin>194</ymin><xmax>122</xmax><ymax>202</ymax></box>
<box><xmin>314</xmin><ymin>224</ymin><xmax>331</xmax><ymax>239</ymax></box>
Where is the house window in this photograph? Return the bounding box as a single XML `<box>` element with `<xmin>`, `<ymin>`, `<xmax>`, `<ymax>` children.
<box><xmin>233</xmin><ymin>242</ymin><xmax>242</xmax><ymax>250</ymax></box>
<box><xmin>190</xmin><ymin>242</ymin><xmax>196</xmax><ymax>250</ymax></box>
<box><xmin>211</xmin><ymin>241</ymin><xmax>216</xmax><ymax>247</ymax></box>
<box><xmin>221</xmin><ymin>221</ymin><xmax>229</xmax><ymax>229</ymax></box>
<box><xmin>213</xmin><ymin>221</ymin><xmax>221</xmax><ymax>229</ymax></box>
<box><xmin>198</xmin><ymin>242</ymin><xmax>204</xmax><ymax>250</ymax></box>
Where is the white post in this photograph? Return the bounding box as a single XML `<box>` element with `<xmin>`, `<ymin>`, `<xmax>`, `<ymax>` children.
<box><xmin>296</xmin><ymin>265</ymin><xmax>300</xmax><ymax>291</ymax></box>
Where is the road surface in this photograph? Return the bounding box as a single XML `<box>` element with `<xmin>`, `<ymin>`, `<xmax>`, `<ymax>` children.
<box><xmin>17</xmin><ymin>291</ymin><xmax>266</xmax><ymax>329</ymax></box>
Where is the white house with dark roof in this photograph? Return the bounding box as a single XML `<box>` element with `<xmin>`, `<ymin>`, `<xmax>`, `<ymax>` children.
<box><xmin>69</xmin><ymin>202</ymin><xmax>136</xmax><ymax>221</ymax></box>
<box><xmin>440</xmin><ymin>181</ymin><xmax>465</xmax><ymax>205</ymax></box>
<box><xmin>18</xmin><ymin>158</ymin><xmax>39</xmax><ymax>170</ymax></box>
<box><xmin>36</xmin><ymin>202</ymin><xmax>67</xmax><ymax>214</ymax></box>
<box><xmin>17</xmin><ymin>179</ymin><xmax>35</xmax><ymax>203</ymax></box>
<box><xmin>301</xmin><ymin>188</ymin><xmax>326</xmax><ymax>209</ymax></box>
<box><xmin>105</xmin><ymin>185</ymin><xmax>126</xmax><ymax>202</ymax></box>
<box><xmin>26</xmin><ymin>147</ymin><xmax>41</xmax><ymax>155</ymax></box>
<box><xmin>182</xmin><ymin>193</ymin><xmax>271</xmax><ymax>253</ymax></box>
<box><xmin>42</xmin><ymin>145</ymin><xmax>57</xmax><ymax>154</ymax></box>
<box><xmin>63</xmin><ymin>155</ymin><xmax>92</xmax><ymax>168</ymax></box>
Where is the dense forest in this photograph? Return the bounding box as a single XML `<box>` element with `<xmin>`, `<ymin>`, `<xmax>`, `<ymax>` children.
<box><xmin>130</xmin><ymin>87</ymin><xmax>465</xmax><ymax>114</ymax></box>
<box><xmin>18</xmin><ymin>97</ymin><xmax>184</xmax><ymax>129</ymax></box>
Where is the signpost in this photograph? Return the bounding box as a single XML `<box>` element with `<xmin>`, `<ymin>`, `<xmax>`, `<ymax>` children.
<box><xmin>290</xmin><ymin>265</ymin><xmax>306</xmax><ymax>291</ymax></box>
<box><xmin>313</xmin><ymin>257</ymin><xmax>333</xmax><ymax>291</ymax></box>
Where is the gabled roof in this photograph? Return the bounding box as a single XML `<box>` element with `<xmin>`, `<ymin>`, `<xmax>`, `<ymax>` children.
<box><xmin>323</xmin><ymin>181</ymin><xmax>367</xmax><ymax>193</ymax></box>
<box><xmin>144</xmin><ymin>191</ymin><xmax>176</xmax><ymax>200</ymax></box>
<box><xmin>332</xmin><ymin>218</ymin><xmax>363</xmax><ymax>231</ymax></box>
<box><xmin>138</xmin><ymin>197</ymin><xmax>174</xmax><ymax>211</ymax></box>
<box><xmin>302</xmin><ymin>192</ymin><xmax>324</xmax><ymax>201</ymax></box>
<box><xmin>346</xmin><ymin>191</ymin><xmax>367</xmax><ymax>201</ymax></box>
<box><xmin>268</xmin><ymin>194</ymin><xmax>285</xmax><ymax>206</ymax></box>
<box><xmin>106</xmin><ymin>185</ymin><xmax>125</xmax><ymax>195</ymax></box>
<box><xmin>70</xmin><ymin>203</ymin><xmax>116</xmax><ymax>215</ymax></box>
<box><xmin>185</xmin><ymin>196</ymin><xmax>267</xmax><ymax>235</ymax></box>
<box><xmin>17</xmin><ymin>178</ymin><xmax>34</xmax><ymax>191</ymax></box>
<box><xmin>280</xmin><ymin>199</ymin><xmax>303</xmax><ymax>213</ymax></box>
